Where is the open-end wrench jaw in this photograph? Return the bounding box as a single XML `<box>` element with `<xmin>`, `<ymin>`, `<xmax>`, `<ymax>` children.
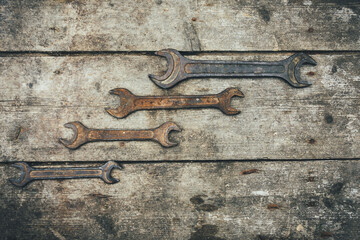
<box><xmin>153</xmin><ymin>122</ymin><xmax>181</xmax><ymax>147</ymax></box>
<box><xmin>149</xmin><ymin>49</ymin><xmax>186</xmax><ymax>89</ymax></box>
<box><xmin>100</xmin><ymin>161</ymin><xmax>122</xmax><ymax>184</ymax></box>
<box><xmin>281</xmin><ymin>53</ymin><xmax>317</xmax><ymax>88</ymax></box>
<box><xmin>217</xmin><ymin>88</ymin><xmax>244</xmax><ymax>115</ymax></box>
<box><xmin>148</xmin><ymin>49</ymin><xmax>179</xmax><ymax>81</ymax></box>
<box><xmin>9</xmin><ymin>162</ymin><xmax>33</xmax><ymax>187</ymax></box>
<box><xmin>106</xmin><ymin>88</ymin><xmax>135</xmax><ymax>119</ymax></box>
<box><xmin>59</xmin><ymin>121</ymin><xmax>89</xmax><ymax>150</ymax></box>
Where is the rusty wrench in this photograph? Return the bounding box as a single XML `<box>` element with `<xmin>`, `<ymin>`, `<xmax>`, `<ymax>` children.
<box><xmin>149</xmin><ymin>49</ymin><xmax>317</xmax><ymax>89</ymax></box>
<box><xmin>60</xmin><ymin>121</ymin><xmax>180</xmax><ymax>149</ymax></box>
<box><xmin>105</xmin><ymin>87</ymin><xmax>244</xmax><ymax>118</ymax></box>
<box><xmin>9</xmin><ymin>161</ymin><xmax>121</xmax><ymax>187</ymax></box>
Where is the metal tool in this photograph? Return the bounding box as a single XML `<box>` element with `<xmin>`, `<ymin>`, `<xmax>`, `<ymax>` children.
<box><xmin>9</xmin><ymin>161</ymin><xmax>121</xmax><ymax>187</ymax></box>
<box><xmin>60</xmin><ymin>121</ymin><xmax>180</xmax><ymax>149</ymax></box>
<box><xmin>105</xmin><ymin>87</ymin><xmax>244</xmax><ymax>118</ymax></box>
<box><xmin>149</xmin><ymin>49</ymin><xmax>317</xmax><ymax>89</ymax></box>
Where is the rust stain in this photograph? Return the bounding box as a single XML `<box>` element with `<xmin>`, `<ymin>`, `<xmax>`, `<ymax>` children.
<box><xmin>240</xmin><ymin>169</ymin><xmax>258</xmax><ymax>175</ymax></box>
<box><xmin>306</xmin><ymin>71</ymin><xmax>316</xmax><ymax>76</ymax></box>
<box><xmin>49</xmin><ymin>27</ymin><xmax>59</xmax><ymax>32</ymax></box>
<box><xmin>13</xmin><ymin>126</ymin><xmax>26</xmax><ymax>140</ymax></box>
<box><xmin>89</xmin><ymin>193</ymin><xmax>110</xmax><ymax>199</ymax></box>
<box><xmin>267</xmin><ymin>204</ymin><xmax>280</xmax><ymax>210</ymax></box>
<box><xmin>307</xmin><ymin>138</ymin><xmax>316</xmax><ymax>144</ymax></box>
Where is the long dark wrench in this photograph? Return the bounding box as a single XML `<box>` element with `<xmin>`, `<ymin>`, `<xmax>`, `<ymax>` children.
<box><xmin>60</xmin><ymin>121</ymin><xmax>180</xmax><ymax>149</ymax></box>
<box><xmin>9</xmin><ymin>161</ymin><xmax>121</xmax><ymax>187</ymax></box>
<box><xmin>149</xmin><ymin>49</ymin><xmax>317</xmax><ymax>89</ymax></box>
<box><xmin>106</xmin><ymin>87</ymin><xmax>244</xmax><ymax>118</ymax></box>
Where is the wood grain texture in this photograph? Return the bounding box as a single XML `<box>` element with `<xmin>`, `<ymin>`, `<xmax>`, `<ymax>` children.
<box><xmin>1</xmin><ymin>53</ymin><xmax>359</xmax><ymax>161</ymax></box>
<box><xmin>1</xmin><ymin>1</ymin><xmax>359</xmax><ymax>239</ymax></box>
<box><xmin>1</xmin><ymin>160</ymin><xmax>359</xmax><ymax>239</ymax></box>
<box><xmin>0</xmin><ymin>0</ymin><xmax>359</xmax><ymax>51</ymax></box>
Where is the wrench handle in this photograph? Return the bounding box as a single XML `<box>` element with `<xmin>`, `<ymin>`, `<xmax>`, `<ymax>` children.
<box><xmin>29</xmin><ymin>168</ymin><xmax>103</xmax><ymax>180</ymax></box>
<box><xmin>88</xmin><ymin>129</ymin><xmax>154</xmax><ymax>141</ymax></box>
<box><xmin>184</xmin><ymin>60</ymin><xmax>285</xmax><ymax>78</ymax></box>
<box><xmin>133</xmin><ymin>95</ymin><xmax>220</xmax><ymax>110</ymax></box>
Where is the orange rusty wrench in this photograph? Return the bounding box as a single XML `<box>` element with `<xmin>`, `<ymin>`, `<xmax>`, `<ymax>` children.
<box><xmin>105</xmin><ymin>87</ymin><xmax>244</xmax><ymax>119</ymax></box>
<box><xmin>10</xmin><ymin>161</ymin><xmax>121</xmax><ymax>187</ymax></box>
<box><xmin>60</xmin><ymin>121</ymin><xmax>180</xmax><ymax>149</ymax></box>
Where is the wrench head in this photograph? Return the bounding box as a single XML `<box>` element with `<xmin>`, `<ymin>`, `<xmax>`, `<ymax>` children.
<box><xmin>59</xmin><ymin>121</ymin><xmax>89</xmax><ymax>149</ymax></box>
<box><xmin>283</xmin><ymin>53</ymin><xmax>317</xmax><ymax>87</ymax></box>
<box><xmin>149</xmin><ymin>49</ymin><xmax>186</xmax><ymax>89</ymax></box>
<box><xmin>106</xmin><ymin>88</ymin><xmax>135</xmax><ymax>119</ymax></box>
<box><xmin>100</xmin><ymin>161</ymin><xmax>122</xmax><ymax>184</ymax></box>
<box><xmin>153</xmin><ymin>121</ymin><xmax>181</xmax><ymax>147</ymax></box>
<box><xmin>9</xmin><ymin>162</ymin><xmax>33</xmax><ymax>187</ymax></box>
<box><xmin>217</xmin><ymin>88</ymin><xmax>244</xmax><ymax>115</ymax></box>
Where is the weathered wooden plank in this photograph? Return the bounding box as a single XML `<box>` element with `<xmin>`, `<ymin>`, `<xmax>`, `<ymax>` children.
<box><xmin>1</xmin><ymin>0</ymin><xmax>359</xmax><ymax>51</ymax></box>
<box><xmin>1</xmin><ymin>53</ymin><xmax>359</xmax><ymax>161</ymax></box>
<box><xmin>1</xmin><ymin>160</ymin><xmax>359</xmax><ymax>239</ymax></box>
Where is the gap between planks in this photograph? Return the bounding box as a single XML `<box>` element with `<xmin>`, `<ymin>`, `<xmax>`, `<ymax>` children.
<box><xmin>0</xmin><ymin>50</ymin><xmax>360</xmax><ymax>57</ymax></box>
<box><xmin>1</xmin><ymin>158</ymin><xmax>360</xmax><ymax>167</ymax></box>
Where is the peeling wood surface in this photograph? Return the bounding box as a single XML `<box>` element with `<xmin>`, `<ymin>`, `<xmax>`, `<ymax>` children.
<box><xmin>1</xmin><ymin>160</ymin><xmax>359</xmax><ymax>239</ymax></box>
<box><xmin>0</xmin><ymin>0</ymin><xmax>359</xmax><ymax>51</ymax></box>
<box><xmin>1</xmin><ymin>53</ymin><xmax>359</xmax><ymax>162</ymax></box>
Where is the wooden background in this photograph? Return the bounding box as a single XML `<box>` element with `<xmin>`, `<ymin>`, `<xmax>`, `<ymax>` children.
<box><xmin>1</xmin><ymin>0</ymin><xmax>359</xmax><ymax>239</ymax></box>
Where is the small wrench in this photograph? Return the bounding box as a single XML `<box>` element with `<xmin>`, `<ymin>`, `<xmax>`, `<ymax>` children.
<box><xmin>60</xmin><ymin>121</ymin><xmax>180</xmax><ymax>149</ymax></box>
<box><xmin>149</xmin><ymin>49</ymin><xmax>317</xmax><ymax>89</ymax></box>
<box><xmin>106</xmin><ymin>87</ymin><xmax>244</xmax><ymax>118</ymax></box>
<box><xmin>9</xmin><ymin>161</ymin><xmax>121</xmax><ymax>187</ymax></box>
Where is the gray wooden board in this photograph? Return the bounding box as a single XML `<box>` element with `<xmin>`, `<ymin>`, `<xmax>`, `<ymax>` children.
<box><xmin>1</xmin><ymin>160</ymin><xmax>359</xmax><ymax>240</ymax></box>
<box><xmin>0</xmin><ymin>53</ymin><xmax>359</xmax><ymax>162</ymax></box>
<box><xmin>1</xmin><ymin>0</ymin><xmax>359</xmax><ymax>51</ymax></box>
<box><xmin>1</xmin><ymin>0</ymin><xmax>359</xmax><ymax>239</ymax></box>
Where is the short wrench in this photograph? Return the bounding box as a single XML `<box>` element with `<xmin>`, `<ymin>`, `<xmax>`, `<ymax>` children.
<box><xmin>106</xmin><ymin>87</ymin><xmax>244</xmax><ymax>118</ymax></box>
<box><xmin>9</xmin><ymin>161</ymin><xmax>121</xmax><ymax>187</ymax></box>
<box><xmin>149</xmin><ymin>49</ymin><xmax>317</xmax><ymax>89</ymax></box>
<box><xmin>60</xmin><ymin>121</ymin><xmax>180</xmax><ymax>149</ymax></box>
